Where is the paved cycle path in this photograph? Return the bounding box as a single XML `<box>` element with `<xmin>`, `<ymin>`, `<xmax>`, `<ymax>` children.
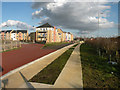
<box><xmin>1</xmin><ymin>44</ymin><xmax>55</xmax><ymax>76</ymax></box>
<box><xmin>54</xmin><ymin>44</ymin><xmax>83</xmax><ymax>88</ymax></box>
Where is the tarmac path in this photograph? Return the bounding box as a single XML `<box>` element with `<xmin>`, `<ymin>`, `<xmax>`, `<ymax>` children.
<box><xmin>1</xmin><ymin>44</ymin><xmax>56</xmax><ymax>76</ymax></box>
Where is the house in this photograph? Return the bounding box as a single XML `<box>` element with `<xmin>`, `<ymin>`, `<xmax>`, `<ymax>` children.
<box><xmin>57</xmin><ymin>28</ymin><xmax>64</xmax><ymax>42</ymax></box>
<box><xmin>6</xmin><ymin>30</ymin><xmax>11</xmax><ymax>40</ymax></box>
<box><xmin>0</xmin><ymin>30</ymin><xmax>28</xmax><ymax>41</ymax></box>
<box><xmin>36</xmin><ymin>23</ymin><xmax>61</xmax><ymax>43</ymax></box>
<box><xmin>65</xmin><ymin>32</ymin><xmax>69</xmax><ymax>41</ymax></box>
<box><xmin>12</xmin><ymin>30</ymin><xmax>28</xmax><ymax>41</ymax></box>
<box><xmin>36</xmin><ymin>23</ymin><xmax>52</xmax><ymax>42</ymax></box>
<box><xmin>0</xmin><ymin>30</ymin><xmax>13</xmax><ymax>40</ymax></box>
<box><xmin>35</xmin><ymin>23</ymin><xmax>74</xmax><ymax>43</ymax></box>
<box><xmin>62</xmin><ymin>32</ymin><xmax>66</xmax><ymax>41</ymax></box>
<box><xmin>0</xmin><ymin>31</ymin><xmax>6</xmax><ymax>40</ymax></box>
<box><xmin>1</xmin><ymin>25</ymin><xmax>74</xmax><ymax>43</ymax></box>
<box><xmin>6</xmin><ymin>30</ymin><xmax>14</xmax><ymax>40</ymax></box>
<box><xmin>67</xmin><ymin>32</ymin><xmax>73</xmax><ymax>41</ymax></box>
<box><xmin>71</xmin><ymin>34</ymin><xmax>73</xmax><ymax>41</ymax></box>
<box><xmin>68</xmin><ymin>32</ymin><xmax>71</xmax><ymax>41</ymax></box>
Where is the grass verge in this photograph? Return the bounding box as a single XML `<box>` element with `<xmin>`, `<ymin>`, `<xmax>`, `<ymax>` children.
<box><xmin>80</xmin><ymin>43</ymin><xmax>120</xmax><ymax>88</ymax></box>
<box><xmin>43</xmin><ymin>42</ymin><xmax>70</xmax><ymax>47</ymax></box>
<box><xmin>29</xmin><ymin>44</ymin><xmax>76</xmax><ymax>84</ymax></box>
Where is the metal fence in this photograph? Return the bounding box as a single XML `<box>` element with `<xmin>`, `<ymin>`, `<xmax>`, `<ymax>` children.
<box><xmin>0</xmin><ymin>40</ymin><xmax>21</xmax><ymax>52</ymax></box>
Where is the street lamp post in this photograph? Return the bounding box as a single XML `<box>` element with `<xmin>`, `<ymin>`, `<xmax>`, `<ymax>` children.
<box><xmin>98</xmin><ymin>11</ymin><xmax>103</xmax><ymax>38</ymax></box>
<box><xmin>97</xmin><ymin>8</ymin><xmax>104</xmax><ymax>56</ymax></box>
<box><xmin>98</xmin><ymin>10</ymin><xmax>100</xmax><ymax>38</ymax></box>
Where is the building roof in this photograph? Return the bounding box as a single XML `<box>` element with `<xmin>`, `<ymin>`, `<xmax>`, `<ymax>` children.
<box><xmin>0</xmin><ymin>30</ymin><xmax>27</xmax><ymax>33</ymax></box>
<box><xmin>57</xmin><ymin>28</ymin><xmax>63</xmax><ymax>32</ymax></box>
<box><xmin>0</xmin><ymin>30</ymin><xmax>12</xmax><ymax>33</ymax></box>
<box><xmin>12</xmin><ymin>30</ymin><xmax>27</xmax><ymax>33</ymax></box>
<box><xmin>68</xmin><ymin>32</ymin><xmax>71</xmax><ymax>34</ymax></box>
<box><xmin>63</xmin><ymin>31</ymin><xmax>66</xmax><ymax>33</ymax></box>
<box><xmin>6</xmin><ymin>30</ymin><xmax>13</xmax><ymax>33</ymax></box>
<box><xmin>36</xmin><ymin>23</ymin><xmax>54</xmax><ymax>28</ymax></box>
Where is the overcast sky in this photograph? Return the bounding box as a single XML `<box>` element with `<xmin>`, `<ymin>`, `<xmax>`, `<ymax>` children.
<box><xmin>1</xmin><ymin>0</ymin><xmax>119</xmax><ymax>37</ymax></box>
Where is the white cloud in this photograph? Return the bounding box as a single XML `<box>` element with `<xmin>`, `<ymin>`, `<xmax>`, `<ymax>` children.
<box><xmin>32</xmin><ymin>1</ymin><xmax>115</xmax><ymax>34</ymax></box>
<box><xmin>0</xmin><ymin>20</ymin><xmax>35</xmax><ymax>30</ymax></box>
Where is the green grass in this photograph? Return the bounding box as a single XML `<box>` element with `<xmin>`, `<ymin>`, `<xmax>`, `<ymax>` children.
<box><xmin>29</xmin><ymin>44</ymin><xmax>76</xmax><ymax>84</ymax></box>
<box><xmin>80</xmin><ymin>43</ymin><xmax>120</xmax><ymax>88</ymax></box>
<box><xmin>1</xmin><ymin>47</ymin><xmax>21</xmax><ymax>53</ymax></box>
<box><xmin>43</xmin><ymin>42</ymin><xmax>70</xmax><ymax>47</ymax></box>
<box><xmin>72</xmin><ymin>43</ymin><xmax>78</xmax><ymax>47</ymax></box>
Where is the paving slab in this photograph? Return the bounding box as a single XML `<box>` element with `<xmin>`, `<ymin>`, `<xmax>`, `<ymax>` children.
<box><xmin>54</xmin><ymin>44</ymin><xmax>83</xmax><ymax>88</ymax></box>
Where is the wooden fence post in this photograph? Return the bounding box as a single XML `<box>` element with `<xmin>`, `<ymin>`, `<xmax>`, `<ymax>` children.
<box><xmin>16</xmin><ymin>41</ymin><xmax>17</xmax><ymax>48</ymax></box>
<box><xmin>20</xmin><ymin>42</ymin><xmax>21</xmax><ymax>47</ymax></box>
<box><xmin>4</xmin><ymin>41</ymin><xmax>6</xmax><ymax>51</ymax></box>
<box><xmin>3</xmin><ymin>44</ymin><xmax>4</xmax><ymax>51</ymax></box>
<box><xmin>11</xmin><ymin>41</ymin><xmax>13</xmax><ymax>49</ymax></box>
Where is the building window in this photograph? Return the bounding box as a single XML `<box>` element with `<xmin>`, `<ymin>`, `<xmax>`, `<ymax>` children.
<box><xmin>58</xmin><ymin>33</ymin><xmax>61</xmax><ymax>35</ymax></box>
<box><xmin>43</xmin><ymin>28</ymin><xmax>45</xmax><ymax>31</ymax></box>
